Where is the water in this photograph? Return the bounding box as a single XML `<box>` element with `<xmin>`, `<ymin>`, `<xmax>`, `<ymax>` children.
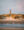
<box><xmin>0</xmin><ymin>24</ymin><xmax>24</xmax><ymax>28</ymax></box>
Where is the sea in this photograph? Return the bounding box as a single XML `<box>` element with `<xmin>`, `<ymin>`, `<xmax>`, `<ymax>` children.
<box><xmin>0</xmin><ymin>24</ymin><xmax>24</xmax><ymax>28</ymax></box>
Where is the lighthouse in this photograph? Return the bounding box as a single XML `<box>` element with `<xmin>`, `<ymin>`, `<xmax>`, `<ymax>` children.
<box><xmin>9</xmin><ymin>10</ymin><xmax>11</xmax><ymax>16</ymax></box>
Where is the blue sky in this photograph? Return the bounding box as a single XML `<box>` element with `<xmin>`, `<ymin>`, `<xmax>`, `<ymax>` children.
<box><xmin>0</xmin><ymin>0</ymin><xmax>24</xmax><ymax>14</ymax></box>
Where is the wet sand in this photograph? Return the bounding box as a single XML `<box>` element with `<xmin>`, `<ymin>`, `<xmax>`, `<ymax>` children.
<box><xmin>0</xmin><ymin>28</ymin><xmax>24</xmax><ymax>30</ymax></box>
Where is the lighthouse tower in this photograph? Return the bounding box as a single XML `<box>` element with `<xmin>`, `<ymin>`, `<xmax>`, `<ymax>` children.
<box><xmin>9</xmin><ymin>10</ymin><xmax>11</xmax><ymax>16</ymax></box>
<box><xmin>10</xmin><ymin>10</ymin><xmax>11</xmax><ymax>15</ymax></box>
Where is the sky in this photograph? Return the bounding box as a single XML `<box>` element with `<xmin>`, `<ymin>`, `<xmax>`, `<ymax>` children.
<box><xmin>0</xmin><ymin>0</ymin><xmax>24</xmax><ymax>14</ymax></box>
